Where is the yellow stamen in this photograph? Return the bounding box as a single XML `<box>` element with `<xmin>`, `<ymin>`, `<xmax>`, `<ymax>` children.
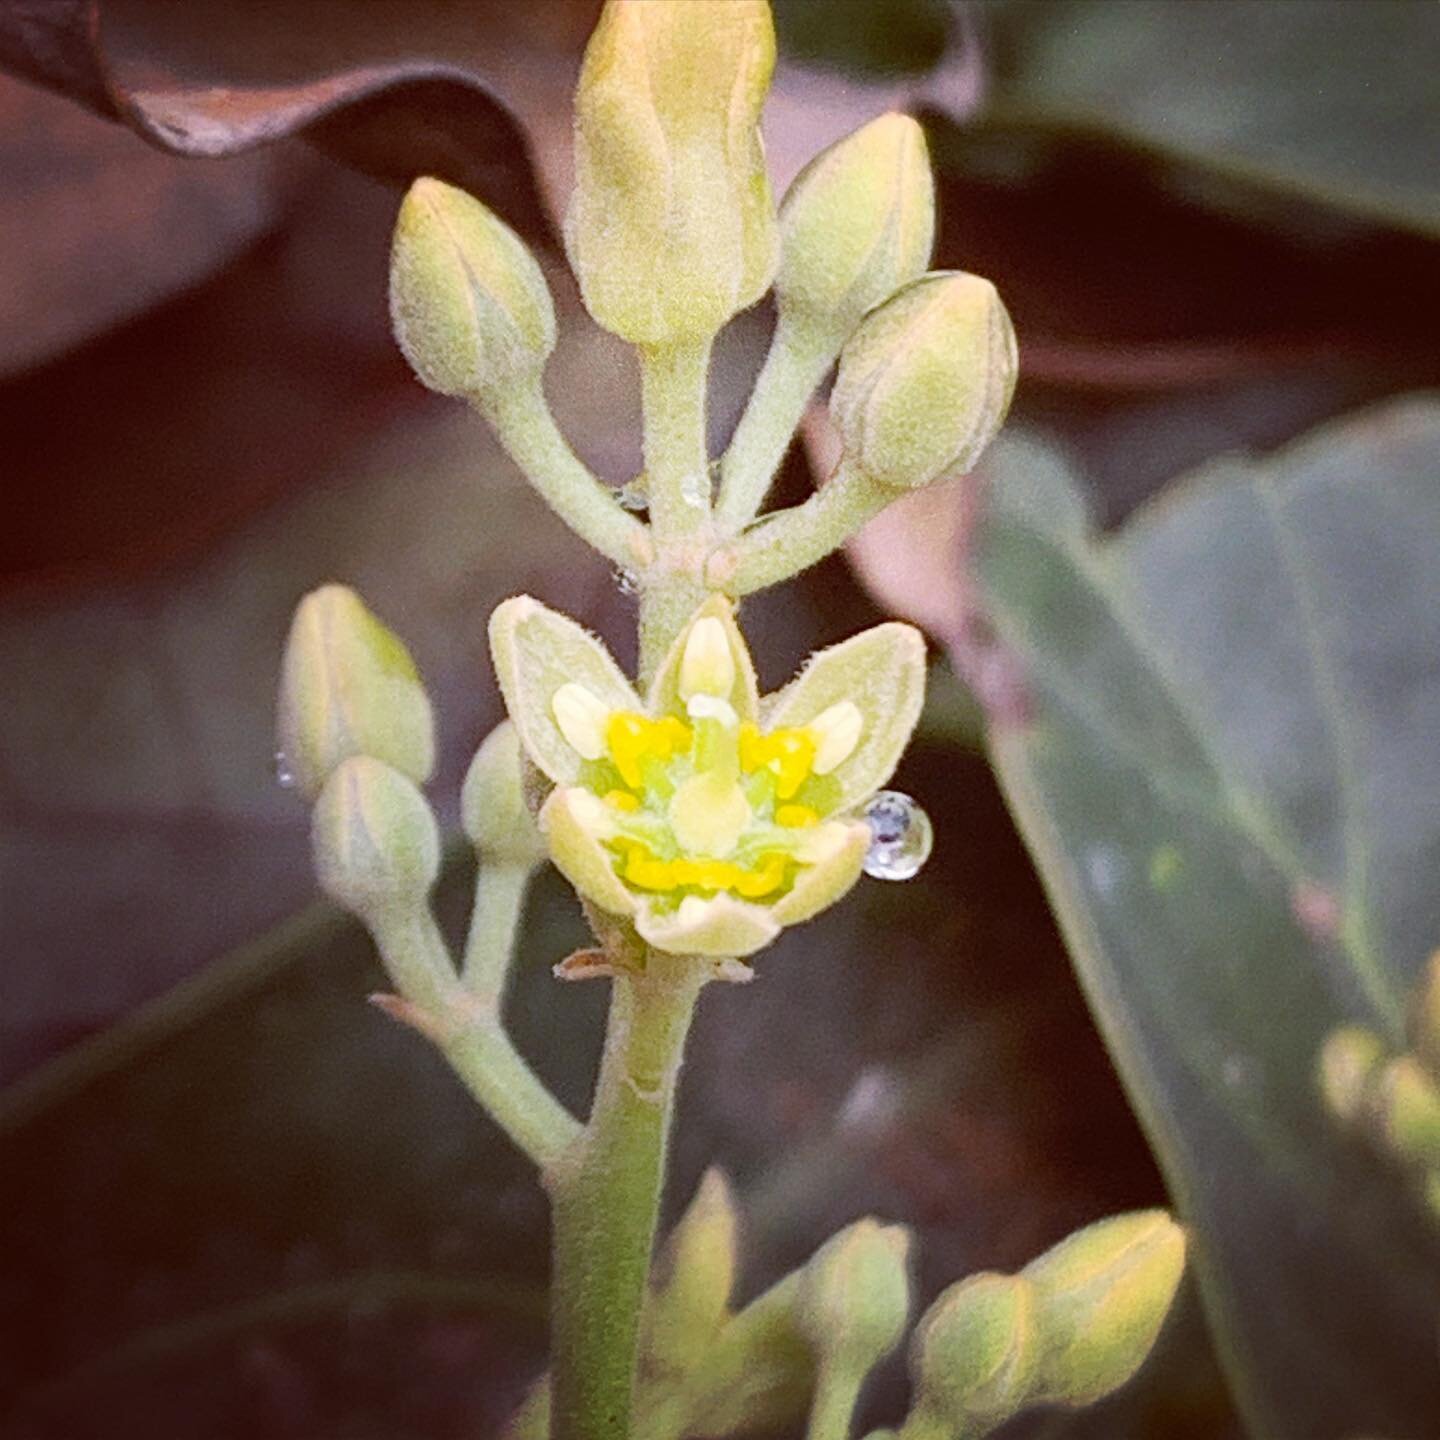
<box><xmin>776</xmin><ymin>803</ymin><xmax>819</xmax><ymax>828</ymax></box>
<box><xmin>738</xmin><ymin>723</ymin><xmax>817</xmax><ymax>800</ymax></box>
<box><xmin>604</xmin><ymin>788</ymin><xmax>640</xmax><ymax>812</ymax></box>
<box><xmin>606</xmin><ymin>710</ymin><xmax>692</xmax><ymax>789</ymax></box>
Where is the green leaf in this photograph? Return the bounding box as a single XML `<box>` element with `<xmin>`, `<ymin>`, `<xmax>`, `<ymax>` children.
<box><xmin>975</xmin><ymin>397</ymin><xmax>1440</xmax><ymax>1436</ymax></box>
<box><xmin>984</xmin><ymin>0</ymin><xmax>1440</xmax><ymax>236</ymax></box>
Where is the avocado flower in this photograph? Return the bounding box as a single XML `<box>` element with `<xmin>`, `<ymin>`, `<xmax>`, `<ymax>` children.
<box><xmin>490</xmin><ymin>595</ymin><xmax>926</xmax><ymax>958</ymax></box>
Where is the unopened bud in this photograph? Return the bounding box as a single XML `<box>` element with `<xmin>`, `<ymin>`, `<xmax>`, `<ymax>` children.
<box><xmin>390</xmin><ymin>177</ymin><xmax>555</xmax><ymax>398</ymax></box>
<box><xmin>831</xmin><ymin>271</ymin><xmax>1017</xmax><ymax>490</ymax></box>
<box><xmin>906</xmin><ymin>1272</ymin><xmax>1038</xmax><ymax>1437</ymax></box>
<box><xmin>1021</xmin><ymin>1209</ymin><xmax>1187</xmax><ymax>1407</ymax></box>
<box><xmin>1408</xmin><ymin>951</ymin><xmax>1440</xmax><ymax>1080</ymax></box>
<box><xmin>777</xmin><ymin>113</ymin><xmax>934</xmax><ymax>332</ymax></box>
<box><xmin>1318</xmin><ymin>1024</ymin><xmax>1388</xmax><ymax>1127</ymax></box>
<box><xmin>312</xmin><ymin>756</ymin><xmax>440</xmax><ymax>918</ymax></box>
<box><xmin>1373</xmin><ymin>1055</ymin><xmax>1440</xmax><ymax>1169</ymax></box>
<box><xmin>461</xmin><ymin>721</ymin><xmax>545</xmax><ymax>866</ymax></box>
<box><xmin>277</xmin><ymin>584</ymin><xmax>434</xmax><ymax>801</ymax></box>
<box><xmin>796</xmin><ymin>1218</ymin><xmax>912</xmax><ymax>1374</ymax></box>
<box><xmin>645</xmin><ymin>1168</ymin><xmax>740</xmax><ymax>1375</ymax></box>
<box><xmin>566</xmin><ymin>0</ymin><xmax>778</xmax><ymax>344</ymax></box>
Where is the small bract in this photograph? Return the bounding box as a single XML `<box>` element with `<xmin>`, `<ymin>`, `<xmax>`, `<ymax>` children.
<box><xmin>490</xmin><ymin>596</ymin><xmax>927</xmax><ymax>958</ymax></box>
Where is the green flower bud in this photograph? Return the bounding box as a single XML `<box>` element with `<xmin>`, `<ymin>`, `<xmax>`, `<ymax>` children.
<box><xmin>1408</xmin><ymin>951</ymin><xmax>1440</xmax><ymax>1080</ymax></box>
<box><xmin>645</xmin><ymin>1167</ymin><xmax>740</xmax><ymax>1375</ymax></box>
<box><xmin>906</xmin><ymin>1272</ymin><xmax>1038</xmax><ymax>1436</ymax></box>
<box><xmin>682</xmin><ymin>1271</ymin><xmax>814</xmax><ymax>1439</ymax></box>
<box><xmin>1318</xmin><ymin>1024</ymin><xmax>1388</xmax><ymax>1127</ymax></box>
<box><xmin>830</xmin><ymin>271</ymin><xmax>1017</xmax><ymax>490</ymax></box>
<box><xmin>277</xmin><ymin>584</ymin><xmax>434</xmax><ymax>801</ymax></box>
<box><xmin>312</xmin><ymin>755</ymin><xmax>440</xmax><ymax>919</ymax></box>
<box><xmin>566</xmin><ymin>0</ymin><xmax>778</xmax><ymax>344</ymax></box>
<box><xmin>796</xmin><ymin>1218</ymin><xmax>912</xmax><ymax>1375</ymax></box>
<box><xmin>1021</xmin><ymin>1209</ymin><xmax>1187</xmax><ymax>1407</ymax></box>
<box><xmin>390</xmin><ymin>176</ymin><xmax>556</xmax><ymax>398</ymax></box>
<box><xmin>1373</xmin><ymin>1055</ymin><xmax>1440</xmax><ymax>1169</ymax></box>
<box><xmin>461</xmin><ymin>721</ymin><xmax>546</xmax><ymax>867</ymax></box>
<box><xmin>777</xmin><ymin>113</ymin><xmax>934</xmax><ymax>332</ymax></box>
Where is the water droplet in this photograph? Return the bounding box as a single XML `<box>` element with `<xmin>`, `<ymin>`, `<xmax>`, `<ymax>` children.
<box><xmin>612</xmin><ymin>567</ymin><xmax>640</xmax><ymax>597</ymax></box>
<box><xmin>617</xmin><ymin>476</ymin><xmax>648</xmax><ymax>513</ymax></box>
<box><xmin>273</xmin><ymin>750</ymin><xmax>297</xmax><ymax>789</ymax></box>
<box><xmin>680</xmin><ymin>470</ymin><xmax>710</xmax><ymax>509</ymax></box>
<box><xmin>862</xmin><ymin>790</ymin><xmax>932</xmax><ymax>880</ymax></box>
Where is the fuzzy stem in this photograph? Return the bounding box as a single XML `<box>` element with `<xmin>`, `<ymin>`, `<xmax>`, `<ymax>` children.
<box><xmin>641</xmin><ymin>338</ymin><xmax>713</xmax><ymax>545</ymax></box>
<box><xmin>482</xmin><ymin>378</ymin><xmax>653</xmax><ymax>572</ymax></box>
<box><xmin>548</xmin><ymin>955</ymin><xmax>705</xmax><ymax>1440</ymax></box>
<box><xmin>715</xmin><ymin>313</ymin><xmax>843</xmax><ymax>531</ymax></box>
<box><xmin>369</xmin><ymin>905</ymin><xmax>580</xmax><ymax>1170</ymax></box>
<box><xmin>806</xmin><ymin>1361</ymin><xmax>866</xmax><ymax>1440</ymax></box>
<box><xmin>724</xmin><ymin>460</ymin><xmax>895</xmax><ymax>595</ymax></box>
<box><xmin>461</xmin><ymin>860</ymin><xmax>533</xmax><ymax>1000</ymax></box>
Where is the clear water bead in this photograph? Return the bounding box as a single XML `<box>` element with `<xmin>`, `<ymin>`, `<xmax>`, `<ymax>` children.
<box><xmin>861</xmin><ymin>790</ymin><xmax>932</xmax><ymax>880</ymax></box>
<box><xmin>273</xmin><ymin>749</ymin><xmax>297</xmax><ymax>790</ymax></box>
<box><xmin>617</xmin><ymin>477</ymin><xmax>649</xmax><ymax>513</ymax></box>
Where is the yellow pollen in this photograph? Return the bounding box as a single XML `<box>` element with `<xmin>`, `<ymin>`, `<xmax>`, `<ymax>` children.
<box><xmin>606</xmin><ymin>710</ymin><xmax>691</xmax><ymax>788</ymax></box>
<box><xmin>604</xmin><ymin>788</ymin><xmax>640</xmax><ymax>811</ymax></box>
<box><xmin>776</xmin><ymin>803</ymin><xmax>819</xmax><ymax>828</ymax></box>
<box><xmin>739</xmin><ymin>723</ymin><xmax>816</xmax><ymax>800</ymax></box>
<box><xmin>608</xmin><ymin>839</ymin><xmax>792</xmax><ymax>899</ymax></box>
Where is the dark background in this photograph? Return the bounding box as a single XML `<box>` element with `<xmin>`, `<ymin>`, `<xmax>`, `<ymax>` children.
<box><xmin>2</xmin><ymin>3</ymin><xmax>1437</xmax><ymax>1436</ymax></box>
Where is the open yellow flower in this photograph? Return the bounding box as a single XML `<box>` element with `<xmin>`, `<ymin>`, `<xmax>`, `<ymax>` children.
<box><xmin>490</xmin><ymin>595</ymin><xmax>927</xmax><ymax>958</ymax></box>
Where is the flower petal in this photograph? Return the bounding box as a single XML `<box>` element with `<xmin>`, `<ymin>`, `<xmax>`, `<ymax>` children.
<box><xmin>647</xmin><ymin>595</ymin><xmax>759</xmax><ymax>724</ymax></box>
<box><xmin>490</xmin><ymin>595</ymin><xmax>642</xmax><ymax>783</ymax></box>
<box><xmin>773</xmin><ymin>820</ymin><xmax>869</xmax><ymax>924</ymax></box>
<box><xmin>539</xmin><ymin>786</ymin><xmax>638</xmax><ymax>917</ymax></box>
<box><xmin>637</xmin><ymin>892</ymin><xmax>780</xmax><ymax>958</ymax></box>
<box><xmin>764</xmin><ymin>622</ymin><xmax>926</xmax><ymax>815</ymax></box>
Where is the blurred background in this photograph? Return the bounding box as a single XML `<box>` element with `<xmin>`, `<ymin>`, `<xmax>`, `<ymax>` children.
<box><xmin>2</xmin><ymin>2</ymin><xmax>1437</xmax><ymax>1437</ymax></box>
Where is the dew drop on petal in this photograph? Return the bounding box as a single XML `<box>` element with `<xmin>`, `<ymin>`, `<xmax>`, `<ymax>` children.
<box><xmin>613</xmin><ymin>567</ymin><xmax>640</xmax><ymax>597</ymax></box>
<box><xmin>273</xmin><ymin>750</ymin><xmax>297</xmax><ymax>790</ymax></box>
<box><xmin>862</xmin><ymin>790</ymin><xmax>932</xmax><ymax>880</ymax></box>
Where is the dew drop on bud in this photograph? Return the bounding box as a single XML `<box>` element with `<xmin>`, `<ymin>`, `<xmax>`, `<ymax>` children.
<box><xmin>680</xmin><ymin>470</ymin><xmax>711</xmax><ymax>509</ymax></box>
<box><xmin>274</xmin><ymin>749</ymin><xmax>297</xmax><ymax>790</ymax></box>
<box><xmin>862</xmin><ymin>790</ymin><xmax>932</xmax><ymax>880</ymax></box>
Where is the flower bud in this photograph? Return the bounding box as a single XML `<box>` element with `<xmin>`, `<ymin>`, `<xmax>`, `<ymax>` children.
<box><xmin>906</xmin><ymin>1272</ymin><xmax>1038</xmax><ymax>1436</ymax></box>
<box><xmin>312</xmin><ymin>756</ymin><xmax>440</xmax><ymax>919</ymax></box>
<box><xmin>390</xmin><ymin>177</ymin><xmax>555</xmax><ymax>398</ymax></box>
<box><xmin>830</xmin><ymin>271</ymin><xmax>1017</xmax><ymax>490</ymax></box>
<box><xmin>461</xmin><ymin>721</ymin><xmax>546</xmax><ymax>866</ymax></box>
<box><xmin>565</xmin><ymin>0</ymin><xmax>778</xmax><ymax>344</ymax></box>
<box><xmin>1372</xmin><ymin>1055</ymin><xmax>1440</xmax><ymax>1169</ymax></box>
<box><xmin>645</xmin><ymin>1168</ymin><xmax>740</xmax><ymax>1375</ymax></box>
<box><xmin>1318</xmin><ymin>1024</ymin><xmax>1388</xmax><ymax>1127</ymax></box>
<box><xmin>277</xmin><ymin>584</ymin><xmax>434</xmax><ymax>801</ymax></box>
<box><xmin>1408</xmin><ymin>951</ymin><xmax>1440</xmax><ymax>1081</ymax></box>
<box><xmin>796</xmin><ymin>1219</ymin><xmax>912</xmax><ymax>1375</ymax></box>
<box><xmin>777</xmin><ymin>113</ymin><xmax>934</xmax><ymax>332</ymax></box>
<box><xmin>1021</xmin><ymin>1209</ymin><xmax>1187</xmax><ymax>1406</ymax></box>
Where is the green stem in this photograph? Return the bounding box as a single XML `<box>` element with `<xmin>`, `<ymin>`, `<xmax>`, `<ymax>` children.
<box><xmin>640</xmin><ymin>337</ymin><xmax>714</xmax><ymax>546</ymax></box>
<box><xmin>806</xmin><ymin>1361</ymin><xmax>865</xmax><ymax>1440</ymax></box>
<box><xmin>370</xmin><ymin>905</ymin><xmax>580</xmax><ymax>1169</ymax></box>
<box><xmin>715</xmin><ymin>313</ymin><xmax>842</xmax><ymax>531</ymax></box>
<box><xmin>548</xmin><ymin>954</ymin><xmax>706</xmax><ymax>1440</ymax></box>
<box><xmin>482</xmin><ymin>377</ymin><xmax>653</xmax><ymax>572</ymax></box>
<box><xmin>636</xmin><ymin>335</ymin><xmax>716</xmax><ymax>683</ymax></box>
<box><xmin>461</xmin><ymin>859</ymin><xmax>533</xmax><ymax>1000</ymax></box>
<box><xmin>726</xmin><ymin>460</ymin><xmax>895</xmax><ymax>595</ymax></box>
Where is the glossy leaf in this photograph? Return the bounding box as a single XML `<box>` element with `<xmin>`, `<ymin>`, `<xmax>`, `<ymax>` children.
<box><xmin>975</xmin><ymin>397</ymin><xmax>1440</xmax><ymax>1436</ymax></box>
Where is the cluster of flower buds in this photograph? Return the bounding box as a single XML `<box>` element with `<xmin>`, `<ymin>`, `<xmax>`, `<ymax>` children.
<box><xmin>899</xmin><ymin>1211</ymin><xmax>1188</xmax><ymax>1438</ymax></box>
<box><xmin>276</xmin><ymin>586</ymin><xmax>440</xmax><ymax>927</ymax></box>
<box><xmin>1319</xmin><ymin>952</ymin><xmax>1440</xmax><ymax>1217</ymax></box>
